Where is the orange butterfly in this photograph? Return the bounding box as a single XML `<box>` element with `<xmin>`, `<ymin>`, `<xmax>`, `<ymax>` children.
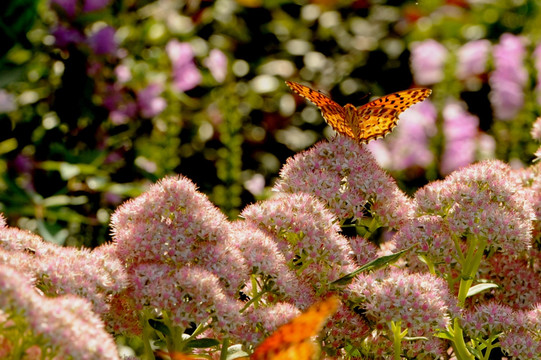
<box><xmin>156</xmin><ymin>296</ymin><xmax>340</xmax><ymax>360</ymax></box>
<box><xmin>250</xmin><ymin>296</ymin><xmax>340</xmax><ymax>360</ymax></box>
<box><xmin>286</xmin><ymin>81</ymin><xmax>432</xmax><ymax>143</ymax></box>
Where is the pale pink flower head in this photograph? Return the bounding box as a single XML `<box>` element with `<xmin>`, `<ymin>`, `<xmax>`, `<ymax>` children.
<box><xmin>348</xmin><ymin>236</ymin><xmax>379</xmax><ymax>267</ymax></box>
<box><xmin>129</xmin><ymin>262</ymin><xmax>243</xmax><ymax>336</ymax></box>
<box><xmin>111</xmin><ymin>175</ymin><xmax>248</xmax><ymax>293</ymax></box>
<box><xmin>324</xmin><ymin>302</ymin><xmax>370</xmax><ymax>349</ymax></box>
<box><xmin>499</xmin><ymin>307</ymin><xmax>541</xmax><ymax>360</ymax></box>
<box><xmin>0</xmin><ymin>265</ymin><xmax>119</xmax><ymax>359</ymax></box>
<box><xmin>166</xmin><ymin>39</ymin><xmax>201</xmax><ymax>92</ymax></box>
<box><xmin>274</xmin><ymin>136</ymin><xmax>414</xmax><ymax>227</ymax></box>
<box><xmin>456</xmin><ymin>39</ymin><xmax>491</xmax><ymax>80</ymax></box>
<box><xmin>347</xmin><ymin>269</ymin><xmax>454</xmax><ymax>358</ymax></box>
<box><xmin>445</xmin><ymin>160</ymin><xmax>534</xmax><ymax>253</ymax></box>
<box><xmin>0</xmin><ymin>224</ymin><xmax>128</xmax><ymax>315</ymax></box>
<box><xmin>440</xmin><ymin>99</ymin><xmax>479</xmax><ymax>175</ymax></box>
<box><xmin>489</xmin><ymin>33</ymin><xmax>527</xmax><ymax>121</ymax></box>
<box><xmin>234</xmin><ymin>302</ymin><xmax>300</xmax><ymax>345</ymax></box>
<box><xmin>231</xmin><ymin>221</ymin><xmax>316</xmax><ymax>308</ymax></box>
<box><xmin>241</xmin><ymin>192</ymin><xmax>355</xmax><ymax>290</ymax></box>
<box><xmin>500</xmin><ymin>330</ymin><xmax>541</xmax><ymax>359</ymax></box>
<box><xmin>88</xmin><ymin>26</ymin><xmax>117</xmax><ymax>56</ymax></box>
<box><xmin>514</xmin><ymin>163</ymin><xmax>541</xmax><ymax>244</ymax></box>
<box><xmin>410</xmin><ymin>39</ymin><xmax>448</xmax><ymax>85</ymax></box>
<box><xmin>0</xmin><ymin>213</ymin><xmax>5</xmax><ymax>227</ymax></box>
<box><xmin>462</xmin><ymin>302</ymin><xmax>513</xmax><ymax>339</ymax></box>
<box><xmin>476</xmin><ymin>253</ymin><xmax>541</xmax><ymax>310</ymax></box>
<box><xmin>416</xmin><ymin>160</ymin><xmax>535</xmax><ymax>254</ymax></box>
<box><xmin>137</xmin><ymin>83</ymin><xmax>167</xmax><ymax>118</ymax></box>
<box><xmin>392</xmin><ymin>215</ymin><xmax>457</xmax><ymax>275</ymax></box>
<box><xmin>204</xmin><ymin>49</ymin><xmax>228</xmax><ymax>83</ymax></box>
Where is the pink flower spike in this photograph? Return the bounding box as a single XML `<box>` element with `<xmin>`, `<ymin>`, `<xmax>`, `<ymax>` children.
<box><xmin>204</xmin><ymin>49</ymin><xmax>228</xmax><ymax>83</ymax></box>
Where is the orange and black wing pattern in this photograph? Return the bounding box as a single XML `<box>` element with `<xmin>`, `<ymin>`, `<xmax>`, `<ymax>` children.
<box><xmin>250</xmin><ymin>296</ymin><xmax>340</xmax><ymax>360</ymax></box>
<box><xmin>286</xmin><ymin>81</ymin><xmax>354</xmax><ymax>139</ymax></box>
<box><xmin>354</xmin><ymin>88</ymin><xmax>432</xmax><ymax>143</ymax></box>
<box><xmin>286</xmin><ymin>81</ymin><xmax>431</xmax><ymax>143</ymax></box>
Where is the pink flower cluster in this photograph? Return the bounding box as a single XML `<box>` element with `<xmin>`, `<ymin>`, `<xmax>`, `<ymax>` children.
<box><xmin>346</xmin><ymin>269</ymin><xmax>455</xmax><ymax>358</ymax></box>
<box><xmin>489</xmin><ymin>34</ymin><xmax>528</xmax><ymax>121</ymax></box>
<box><xmin>2</xmin><ymin>133</ymin><xmax>539</xmax><ymax>357</ymax></box>
<box><xmin>274</xmin><ymin>136</ymin><xmax>414</xmax><ymax>227</ymax></box>
<box><xmin>0</xmin><ymin>230</ymin><xmax>120</xmax><ymax>358</ymax></box>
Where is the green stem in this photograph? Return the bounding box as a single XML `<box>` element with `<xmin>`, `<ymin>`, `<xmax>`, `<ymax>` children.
<box><xmin>390</xmin><ymin>321</ymin><xmax>407</xmax><ymax>360</ymax></box>
<box><xmin>220</xmin><ymin>338</ymin><xmax>230</xmax><ymax>360</ymax></box>
<box><xmin>141</xmin><ymin>310</ymin><xmax>155</xmax><ymax>360</ymax></box>
<box><xmin>457</xmin><ymin>235</ymin><xmax>487</xmax><ymax>306</ymax></box>
<box><xmin>452</xmin><ymin>318</ymin><xmax>474</xmax><ymax>360</ymax></box>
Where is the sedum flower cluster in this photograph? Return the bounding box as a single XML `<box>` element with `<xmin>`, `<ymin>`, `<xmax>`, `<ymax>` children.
<box><xmin>1</xmin><ymin>134</ymin><xmax>540</xmax><ymax>359</ymax></box>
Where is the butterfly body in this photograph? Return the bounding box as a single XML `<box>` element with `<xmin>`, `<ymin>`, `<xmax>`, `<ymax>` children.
<box><xmin>286</xmin><ymin>81</ymin><xmax>432</xmax><ymax>143</ymax></box>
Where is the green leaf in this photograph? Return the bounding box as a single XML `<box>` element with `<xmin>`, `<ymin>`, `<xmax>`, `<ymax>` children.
<box><xmin>0</xmin><ymin>0</ymin><xmax>40</xmax><ymax>55</ymax></box>
<box><xmin>148</xmin><ymin>319</ymin><xmax>171</xmax><ymax>337</ymax></box>
<box><xmin>185</xmin><ymin>338</ymin><xmax>220</xmax><ymax>349</ymax></box>
<box><xmin>331</xmin><ymin>247</ymin><xmax>413</xmax><ymax>286</ymax></box>
<box><xmin>466</xmin><ymin>283</ymin><xmax>499</xmax><ymax>298</ymax></box>
<box><xmin>225</xmin><ymin>344</ymin><xmax>250</xmax><ymax>360</ymax></box>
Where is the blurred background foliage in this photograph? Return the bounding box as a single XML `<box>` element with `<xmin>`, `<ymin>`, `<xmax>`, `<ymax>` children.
<box><xmin>0</xmin><ymin>0</ymin><xmax>540</xmax><ymax>247</ymax></box>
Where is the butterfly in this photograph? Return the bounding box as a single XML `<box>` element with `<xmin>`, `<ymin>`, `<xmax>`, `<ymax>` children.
<box><xmin>155</xmin><ymin>296</ymin><xmax>340</xmax><ymax>360</ymax></box>
<box><xmin>250</xmin><ymin>296</ymin><xmax>340</xmax><ymax>360</ymax></box>
<box><xmin>286</xmin><ymin>81</ymin><xmax>432</xmax><ymax>143</ymax></box>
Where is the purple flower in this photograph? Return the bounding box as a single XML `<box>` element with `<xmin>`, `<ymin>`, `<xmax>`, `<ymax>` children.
<box><xmin>136</xmin><ymin>83</ymin><xmax>167</xmax><ymax>118</ymax></box>
<box><xmin>410</xmin><ymin>39</ymin><xmax>448</xmax><ymax>85</ymax></box>
<box><xmin>534</xmin><ymin>44</ymin><xmax>541</xmax><ymax>105</ymax></box>
<box><xmin>87</xmin><ymin>26</ymin><xmax>117</xmax><ymax>56</ymax></box>
<box><xmin>52</xmin><ymin>25</ymin><xmax>84</xmax><ymax>48</ymax></box>
<box><xmin>83</xmin><ymin>0</ymin><xmax>111</xmax><ymax>12</ymax></box>
<box><xmin>50</xmin><ymin>0</ymin><xmax>77</xmax><ymax>17</ymax></box>
<box><xmin>440</xmin><ymin>99</ymin><xmax>479</xmax><ymax>175</ymax></box>
<box><xmin>456</xmin><ymin>40</ymin><xmax>491</xmax><ymax>80</ymax></box>
<box><xmin>367</xmin><ymin>99</ymin><xmax>437</xmax><ymax>171</ymax></box>
<box><xmin>166</xmin><ymin>39</ymin><xmax>201</xmax><ymax>92</ymax></box>
<box><xmin>204</xmin><ymin>49</ymin><xmax>228</xmax><ymax>83</ymax></box>
<box><xmin>489</xmin><ymin>33</ymin><xmax>527</xmax><ymax>121</ymax></box>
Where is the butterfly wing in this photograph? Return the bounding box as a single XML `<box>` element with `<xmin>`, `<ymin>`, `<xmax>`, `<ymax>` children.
<box><xmin>286</xmin><ymin>81</ymin><xmax>354</xmax><ymax>138</ymax></box>
<box><xmin>250</xmin><ymin>296</ymin><xmax>340</xmax><ymax>360</ymax></box>
<box><xmin>355</xmin><ymin>88</ymin><xmax>432</xmax><ymax>143</ymax></box>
